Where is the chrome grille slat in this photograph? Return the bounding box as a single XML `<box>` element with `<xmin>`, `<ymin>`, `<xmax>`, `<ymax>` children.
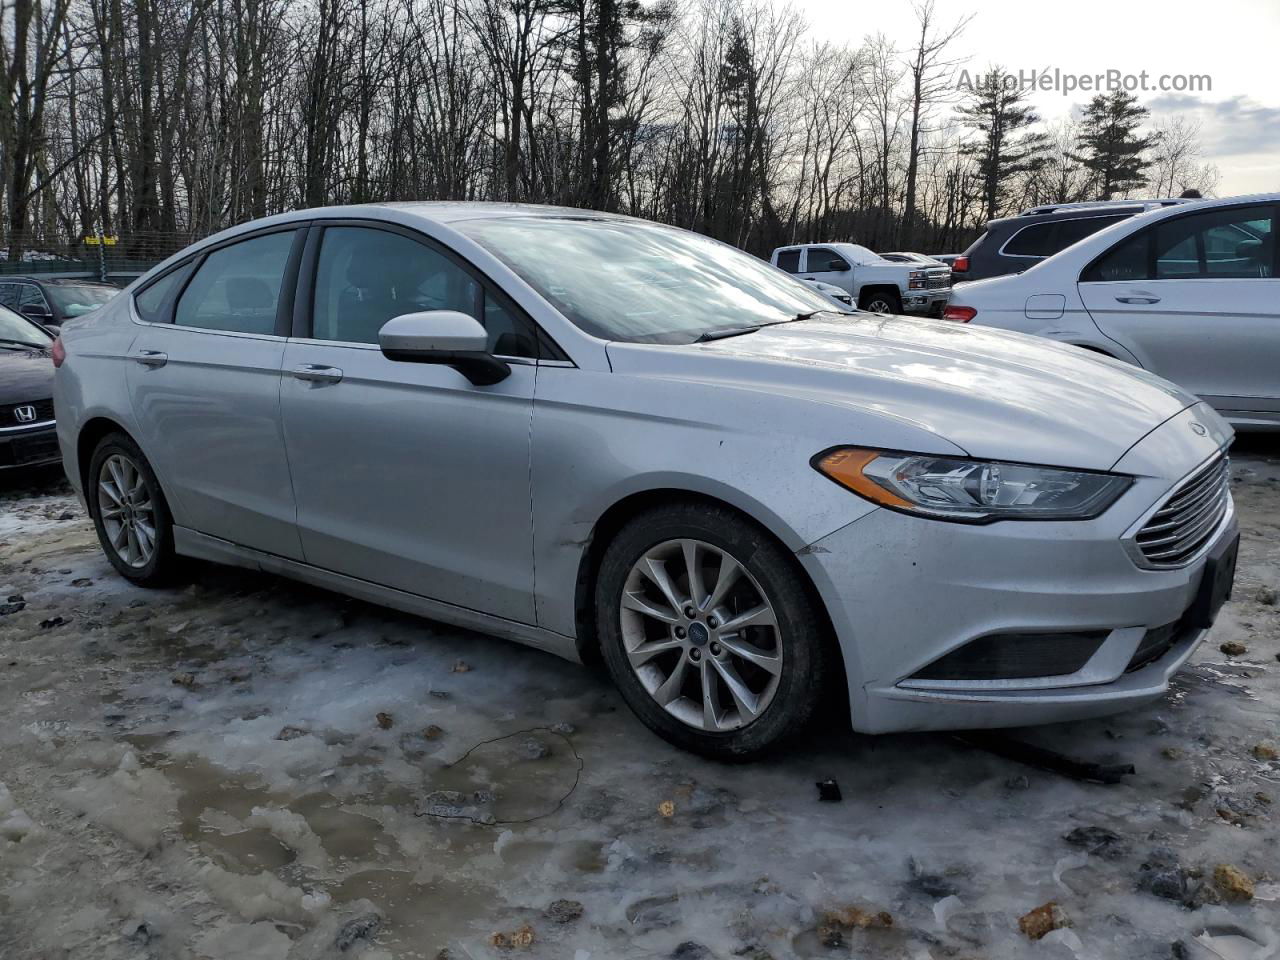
<box><xmin>1152</xmin><ymin>465</ymin><xmax>1228</xmax><ymax>519</ymax></box>
<box><xmin>1142</xmin><ymin>499</ymin><xmax>1228</xmax><ymax>560</ymax></box>
<box><xmin>1139</xmin><ymin>483</ymin><xmax>1230</xmax><ymax>539</ymax></box>
<box><xmin>1134</xmin><ymin>453</ymin><xmax>1231</xmax><ymax>568</ymax></box>
<box><xmin>1153</xmin><ymin>460</ymin><xmax>1227</xmax><ymax>515</ymax></box>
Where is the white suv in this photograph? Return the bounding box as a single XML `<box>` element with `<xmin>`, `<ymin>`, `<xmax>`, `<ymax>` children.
<box><xmin>944</xmin><ymin>194</ymin><xmax>1278</xmax><ymax>430</ymax></box>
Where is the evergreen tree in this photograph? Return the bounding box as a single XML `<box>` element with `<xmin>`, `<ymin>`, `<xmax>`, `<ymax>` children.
<box><xmin>1071</xmin><ymin>90</ymin><xmax>1159</xmax><ymax>200</ymax></box>
<box><xmin>957</xmin><ymin>67</ymin><xmax>1049</xmax><ymax>222</ymax></box>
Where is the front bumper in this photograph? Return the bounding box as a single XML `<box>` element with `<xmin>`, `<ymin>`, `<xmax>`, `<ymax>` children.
<box><xmin>0</xmin><ymin>420</ymin><xmax>60</xmax><ymax>470</ymax></box>
<box><xmin>902</xmin><ymin>291</ymin><xmax>951</xmax><ymax>315</ymax></box>
<box><xmin>799</xmin><ymin>408</ymin><xmax>1236</xmax><ymax>734</ymax></box>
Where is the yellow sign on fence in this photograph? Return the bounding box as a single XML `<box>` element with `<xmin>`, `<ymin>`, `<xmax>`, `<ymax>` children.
<box><xmin>84</xmin><ymin>235</ymin><xmax>119</xmax><ymax>246</ymax></box>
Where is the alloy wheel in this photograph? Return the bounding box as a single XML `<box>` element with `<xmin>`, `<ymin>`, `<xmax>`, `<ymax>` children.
<box><xmin>866</xmin><ymin>297</ymin><xmax>894</xmax><ymax>314</ymax></box>
<box><xmin>97</xmin><ymin>454</ymin><xmax>156</xmax><ymax>568</ymax></box>
<box><xmin>619</xmin><ymin>538</ymin><xmax>783</xmax><ymax>732</ymax></box>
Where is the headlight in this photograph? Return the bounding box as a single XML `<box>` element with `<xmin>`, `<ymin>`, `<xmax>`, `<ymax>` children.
<box><xmin>813</xmin><ymin>448</ymin><xmax>1132</xmax><ymax>522</ymax></box>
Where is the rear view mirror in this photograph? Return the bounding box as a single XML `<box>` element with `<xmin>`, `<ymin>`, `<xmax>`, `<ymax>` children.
<box><xmin>378</xmin><ymin>311</ymin><xmax>510</xmax><ymax>385</ymax></box>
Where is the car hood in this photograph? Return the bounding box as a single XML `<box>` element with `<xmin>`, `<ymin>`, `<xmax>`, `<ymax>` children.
<box><xmin>607</xmin><ymin>315</ymin><xmax>1197</xmax><ymax>472</ymax></box>
<box><xmin>0</xmin><ymin>347</ymin><xmax>55</xmax><ymax>402</ymax></box>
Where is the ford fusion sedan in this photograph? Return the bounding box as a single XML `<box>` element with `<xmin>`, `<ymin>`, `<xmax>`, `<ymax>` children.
<box><xmin>54</xmin><ymin>203</ymin><xmax>1238</xmax><ymax>759</ymax></box>
<box><xmin>0</xmin><ymin>305</ymin><xmax>59</xmax><ymax>470</ymax></box>
<box><xmin>944</xmin><ymin>194</ymin><xmax>1278</xmax><ymax>430</ymax></box>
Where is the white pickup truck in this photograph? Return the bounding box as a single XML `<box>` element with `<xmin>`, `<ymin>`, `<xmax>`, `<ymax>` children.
<box><xmin>771</xmin><ymin>242</ymin><xmax>952</xmax><ymax>316</ymax></box>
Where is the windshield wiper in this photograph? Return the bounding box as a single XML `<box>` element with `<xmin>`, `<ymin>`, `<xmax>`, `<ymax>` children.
<box><xmin>0</xmin><ymin>338</ymin><xmax>44</xmax><ymax>349</ymax></box>
<box><xmin>694</xmin><ymin>325</ymin><xmax>762</xmax><ymax>343</ymax></box>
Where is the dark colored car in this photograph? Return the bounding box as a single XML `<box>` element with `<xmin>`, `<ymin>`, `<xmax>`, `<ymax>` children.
<box><xmin>0</xmin><ymin>305</ymin><xmax>59</xmax><ymax>471</ymax></box>
<box><xmin>951</xmin><ymin>200</ymin><xmax>1191</xmax><ymax>283</ymax></box>
<box><xmin>0</xmin><ymin>276</ymin><xmax>119</xmax><ymax>329</ymax></box>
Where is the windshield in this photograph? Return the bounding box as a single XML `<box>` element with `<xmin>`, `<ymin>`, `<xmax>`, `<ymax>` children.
<box><xmin>0</xmin><ymin>304</ymin><xmax>52</xmax><ymax>347</ymax></box>
<box><xmin>45</xmin><ymin>283</ymin><xmax>117</xmax><ymax>317</ymax></box>
<box><xmin>456</xmin><ymin>217</ymin><xmax>843</xmax><ymax>344</ymax></box>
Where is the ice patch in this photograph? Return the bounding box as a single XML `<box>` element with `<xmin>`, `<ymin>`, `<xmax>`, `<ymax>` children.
<box><xmin>58</xmin><ymin>752</ymin><xmax>179</xmax><ymax>850</ymax></box>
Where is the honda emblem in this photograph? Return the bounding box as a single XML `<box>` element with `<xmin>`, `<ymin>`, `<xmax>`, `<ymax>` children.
<box><xmin>13</xmin><ymin>405</ymin><xmax>37</xmax><ymax>424</ymax></box>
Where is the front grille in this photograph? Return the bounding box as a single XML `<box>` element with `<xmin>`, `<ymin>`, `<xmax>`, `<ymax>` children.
<box><xmin>0</xmin><ymin>398</ymin><xmax>54</xmax><ymax>428</ymax></box>
<box><xmin>1134</xmin><ymin>454</ymin><xmax>1230</xmax><ymax>568</ymax></box>
<box><xmin>926</xmin><ymin>274</ymin><xmax>949</xmax><ymax>289</ymax></box>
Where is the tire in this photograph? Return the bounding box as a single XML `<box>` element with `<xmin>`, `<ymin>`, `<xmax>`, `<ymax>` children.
<box><xmin>594</xmin><ymin>502</ymin><xmax>830</xmax><ymax>760</ymax></box>
<box><xmin>859</xmin><ymin>289</ymin><xmax>902</xmax><ymax>315</ymax></box>
<box><xmin>86</xmin><ymin>432</ymin><xmax>182</xmax><ymax>586</ymax></box>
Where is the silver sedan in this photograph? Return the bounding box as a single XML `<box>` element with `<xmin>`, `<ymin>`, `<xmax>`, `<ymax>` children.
<box><xmin>53</xmin><ymin>203</ymin><xmax>1238</xmax><ymax>758</ymax></box>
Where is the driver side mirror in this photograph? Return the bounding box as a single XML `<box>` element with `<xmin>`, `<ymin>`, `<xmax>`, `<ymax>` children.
<box><xmin>19</xmin><ymin>303</ymin><xmax>52</xmax><ymax>321</ymax></box>
<box><xmin>826</xmin><ymin>259</ymin><xmax>848</xmax><ymax>272</ymax></box>
<box><xmin>378</xmin><ymin>311</ymin><xmax>510</xmax><ymax>386</ymax></box>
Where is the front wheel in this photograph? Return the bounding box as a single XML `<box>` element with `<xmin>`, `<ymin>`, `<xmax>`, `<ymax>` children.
<box><xmin>87</xmin><ymin>433</ymin><xmax>182</xmax><ymax>586</ymax></box>
<box><xmin>859</xmin><ymin>289</ymin><xmax>902</xmax><ymax>315</ymax></box>
<box><xmin>594</xmin><ymin>503</ymin><xmax>830</xmax><ymax>760</ymax></box>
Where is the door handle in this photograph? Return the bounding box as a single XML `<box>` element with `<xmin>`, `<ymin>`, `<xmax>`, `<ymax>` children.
<box><xmin>291</xmin><ymin>364</ymin><xmax>343</xmax><ymax>384</ymax></box>
<box><xmin>1115</xmin><ymin>295</ymin><xmax>1160</xmax><ymax>304</ymax></box>
<box><xmin>131</xmin><ymin>350</ymin><xmax>168</xmax><ymax>367</ymax></box>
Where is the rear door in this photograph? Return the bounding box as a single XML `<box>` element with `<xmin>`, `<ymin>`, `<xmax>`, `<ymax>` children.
<box><xmin>1077</xmin><ymin>203</ymin><xmax>1278</xmax><ymax>413</ymax></box>
<box><xmin>278</xmin><ymin>221</ymin><xmax>542</xmax><ymax>623</ymax></box>
<box><xmin>127</xmin><ymin>227</ymin><xmax>305</xmax><ymax>559</ymax></box>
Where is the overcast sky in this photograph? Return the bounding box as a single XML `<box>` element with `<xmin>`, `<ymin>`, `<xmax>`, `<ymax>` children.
<box><xmin>787</xmin><ymin>0</ymin><xmax>1280</xmax><ymax>197</ymax></box>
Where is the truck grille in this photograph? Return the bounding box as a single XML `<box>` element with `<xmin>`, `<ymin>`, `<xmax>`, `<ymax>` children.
<box><xmin>926</xmin><ymin>273</ymin><xmax>950</xmax><ymax>289</ymax></box>
<box><xmin>1</xmin><ymin>398</ymin><xmax>54</xmax><ymax>428</ymax></box>
<box><xmin>1134</xmin><ymin>454</ymin><xmax>1230</xmax><ymax>568</ymax></box>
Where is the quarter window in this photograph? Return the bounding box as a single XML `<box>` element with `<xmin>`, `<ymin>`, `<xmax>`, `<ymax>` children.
<box><xmin>1052</xmin><ymin>215</ymin><xmax>1127</xmax><ymax>251</ymax></box>
<box><xmin>134</xmin><ymin>263</ymin><xmax>194</xmax><ymax>323</ymax></box>
<box><xmin>175</xmin><ymin>231</ymin><xmax>296</xmax><ymax>334</ymax></box>
<box><xmin>311</xmin><ymin>226</ymin><xmax>537</xmax><ymax>356</ymax></box>
<box><xmin>1002</xmin><ymin>223</ymin><xmax>1056</xmax><ymax>257</ymax></box>
<box><xmin>16</xmin><ymin>284</ymin><xmax>49</xmax><ymax>311</ymax></box>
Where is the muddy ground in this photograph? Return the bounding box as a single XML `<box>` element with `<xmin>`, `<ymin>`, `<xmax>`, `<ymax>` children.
<box><xmin>1</xmin><ymin>439</ymin><xmax>1278</xmax><ymax>960</ymax></box>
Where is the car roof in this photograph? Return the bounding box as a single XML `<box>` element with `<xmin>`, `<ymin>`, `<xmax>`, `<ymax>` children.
<box><xmin>0</xmin><ymin>276</ymin><xmax>117</xmax><ymax>286</ymax></box>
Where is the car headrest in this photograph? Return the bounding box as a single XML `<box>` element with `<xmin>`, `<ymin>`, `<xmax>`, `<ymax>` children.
<box><xmin>226</xmin><ymin>276</ymin><xmax>274</xmax><ymax>311</ymax></box>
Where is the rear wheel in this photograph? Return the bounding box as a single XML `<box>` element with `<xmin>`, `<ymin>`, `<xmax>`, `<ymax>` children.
<box><xmin>859</xmin><ymin>289</ymin><xmax>902</xmax><ymax>315</ymax></box>
<box><xmin>595</xmin><ymin>503</ymin><xmax>830</xmax><ymax>760</ymax></box>
<box><xmin>87</xmin><ymin>433</ymin><xmax>182</xmax><ymax>586</ymax></box>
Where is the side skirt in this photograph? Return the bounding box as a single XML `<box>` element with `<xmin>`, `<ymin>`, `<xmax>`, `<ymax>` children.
<box><xmin>173</xmin><ymin>527</ymin><xmax>582</xmax><ymax>663</ymax></box>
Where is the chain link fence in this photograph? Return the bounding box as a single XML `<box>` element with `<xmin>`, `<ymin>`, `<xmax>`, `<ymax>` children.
<box><xmin>0</xmin><ymin>232</ymin><xmax>205</xmax><ymax>285</ymax></box>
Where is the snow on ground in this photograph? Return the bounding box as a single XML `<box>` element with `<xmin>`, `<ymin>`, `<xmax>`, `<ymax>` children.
<box><xmin>1</xmin><ymin>444</ymin><xmax>1278</xmax><ymax>960</ymax></box>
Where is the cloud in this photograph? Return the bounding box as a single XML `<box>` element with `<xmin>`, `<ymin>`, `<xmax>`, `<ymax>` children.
<box><xmin>1145</xmin><ymin>94</ymin><xmax>1280</xmax><ymax>157</ymax></box>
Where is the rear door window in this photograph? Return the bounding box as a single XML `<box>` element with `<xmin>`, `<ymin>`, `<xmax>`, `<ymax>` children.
<box><xmin>1082</xmin><ymin>231</ymin><xmax>1151</xmax><ymax>282</ymax></box>
<box><xmin>775</xmin><ymin>249</ymin><xmax>801</xmax><ymax>273</ymax></box>
<box><xmin>1153</xmin><ymin>206</ymin><xmax>1274</xmax><ymax>280</ymax></box>
<box><xmin>175</xmin><ymin>231</ymin><xmax>297</xmax><ymax>334</ymax></box>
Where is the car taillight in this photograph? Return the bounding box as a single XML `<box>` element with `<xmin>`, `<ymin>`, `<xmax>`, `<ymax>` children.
<box><xmin>942</xmin><ymin>305</ymin><xmax>976</xmax><ymax>323</ymax></box>
<box><xmin>51</xmin><ymin>335</ymin><xmax>66</xmax><ymax>367</ymax></box>
<box><xmin>951</xmin><ymin>256</ymin><xmax>969</xmax><ymax>273</ymax></box>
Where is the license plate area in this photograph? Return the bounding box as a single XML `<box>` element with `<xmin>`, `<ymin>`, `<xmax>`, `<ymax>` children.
<box><xmin>1187</xmin><ymin>532</ymin><xmax>1239</xmax><ymax>630</ymax></box>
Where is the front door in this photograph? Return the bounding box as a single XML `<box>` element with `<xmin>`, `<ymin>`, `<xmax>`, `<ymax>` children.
<box><xmin>127</xmin><ymin>228</ymin><xmax>305</xmax><ymax>559</ymax></box>
<box><xmin>279</xmin><ymin>223</ymin><xmax>541</xmax><ymax>623</ymax></box>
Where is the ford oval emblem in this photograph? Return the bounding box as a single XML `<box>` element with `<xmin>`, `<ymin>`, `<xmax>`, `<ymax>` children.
<box><xmin>1189</xmin><ymin>422</ymin><xmax>1207</xmax><ymax>436</ymax></box>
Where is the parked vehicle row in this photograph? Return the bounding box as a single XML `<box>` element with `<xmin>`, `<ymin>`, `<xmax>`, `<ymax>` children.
<box><xmin>770</xmin><ymin>242</ymin><xmax>952</xmax><ymax>316</ymax></box>
<box><xmin>54</xmin><ymin>203</ymin><xmax>1238</xmax><ymax>758</ymax></box>
<box><xmin>0</xmin><ymin>276</ymin><xmax>118</xmax><ymax>328</ymax></box>
<box><xmin>945</xmin><ymin>193</ymin><xmax>1278</xmax><ymax>431</ymax></box>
